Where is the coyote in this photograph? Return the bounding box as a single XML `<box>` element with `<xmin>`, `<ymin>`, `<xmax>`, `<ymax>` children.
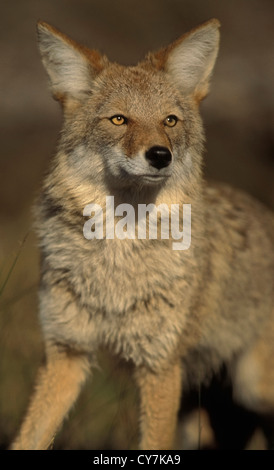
<box><xmin>11</xmin><ymin>19</ymin><xmax>274</xmax><ymax>450</ymax></box>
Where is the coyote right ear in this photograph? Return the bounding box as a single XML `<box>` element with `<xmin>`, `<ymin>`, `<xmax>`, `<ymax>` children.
<box><xmin>37</xmin><ymin>21</ymin><xmax>108</xmax><ymax>102</ymax></box>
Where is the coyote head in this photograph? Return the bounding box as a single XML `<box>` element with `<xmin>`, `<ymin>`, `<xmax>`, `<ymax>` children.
<box><xmin>37</xmin><ymin>20</ymin><xmax>220</xmax><ymax>196</ymax></box>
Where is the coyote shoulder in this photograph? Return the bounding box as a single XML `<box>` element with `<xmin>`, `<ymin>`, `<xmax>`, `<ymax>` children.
<box><xmin>11</xmin><ymin>19</ymin><xmax>274</xmax><ymax>450</ymax></box>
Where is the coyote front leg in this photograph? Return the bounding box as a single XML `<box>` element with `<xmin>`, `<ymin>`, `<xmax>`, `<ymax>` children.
<box><xmin>11</xmin><ymin>348</ymin><xmax>90</xmax><ymax>450</ymax></box>
<box><xmin>135</xmin><ymin>360</ymin><xmax>182</xmax><ymax>450</ymax></box>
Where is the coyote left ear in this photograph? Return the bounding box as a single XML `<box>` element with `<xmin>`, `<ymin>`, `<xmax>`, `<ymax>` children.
<box><xmin>147</xmin><ymin>19</ymin><xmax>220</xmax><ymax>101</ymax></box>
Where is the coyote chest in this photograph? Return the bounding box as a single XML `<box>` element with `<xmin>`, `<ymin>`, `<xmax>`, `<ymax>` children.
<box><xmin>71</xmin><ymin>235</ymin><xmax>193</xmax><ymax>315</ymax></box>
<box><xmin>42</xmin><ymin>234</ymin><xmax>197</xmax><ymax>366</ymax></box>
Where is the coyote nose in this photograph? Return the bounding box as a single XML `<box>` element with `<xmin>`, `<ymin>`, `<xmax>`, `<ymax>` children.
<box><xmin>145</xmin><ymin>146</ymin><xmax>172</xmax><ymax>170</ymax></box>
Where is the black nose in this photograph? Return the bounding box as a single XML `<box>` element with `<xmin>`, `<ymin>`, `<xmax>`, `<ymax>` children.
<box><xmin>145</xmin><ymin>146</ymin><xmax>172</xmax><ymax>170</ymax></box>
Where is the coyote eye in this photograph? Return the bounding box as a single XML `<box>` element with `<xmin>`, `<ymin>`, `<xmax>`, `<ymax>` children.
<box><xmin>164</xmin><ymin>115</ymin><xmax>178</xmax><ymax>127</ymax></box>
<box><xmin>110</xmin><ymin>115</ymin><xmax>128</xmax><ymax>126</ymax></box>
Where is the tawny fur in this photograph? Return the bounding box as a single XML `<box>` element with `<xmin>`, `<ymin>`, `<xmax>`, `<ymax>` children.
<box><xmin>11</xmin><ymin>19</ymin><xmax>274</xmax><ymax>450</ymax></box>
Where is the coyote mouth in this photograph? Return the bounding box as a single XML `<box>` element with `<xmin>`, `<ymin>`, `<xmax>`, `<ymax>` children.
<box><xmin>141</xmin><ymin>174</ymin><xmax>171</xmax><ymax>183</ymax></box>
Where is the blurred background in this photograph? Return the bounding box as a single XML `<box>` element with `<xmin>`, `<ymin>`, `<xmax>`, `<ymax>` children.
<box><xmin>0</xmin><ymin>0</ymin><xmax>273</xmax><ymax>450</ymax></box>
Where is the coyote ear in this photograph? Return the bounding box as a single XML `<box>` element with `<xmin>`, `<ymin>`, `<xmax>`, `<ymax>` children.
<box><xmin>167</xmin><ymin>19</ymin><xmax>220</xmax><ymax>100</ymax></box>
<box><xmin>148</xmin><ymin>19</ymin><xmax>220</xmax><ymax>101</ymax></box>
<box><xmin>37</xmin><ymin>21</ymin><xmax>107</xmax><ymax>101</ymax></box>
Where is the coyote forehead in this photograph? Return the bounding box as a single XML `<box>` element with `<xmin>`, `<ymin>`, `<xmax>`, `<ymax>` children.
<box><xmin>92</xmin><ymin>65</ymin><xmax>185</xmax><ymax>117</ymax></box>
